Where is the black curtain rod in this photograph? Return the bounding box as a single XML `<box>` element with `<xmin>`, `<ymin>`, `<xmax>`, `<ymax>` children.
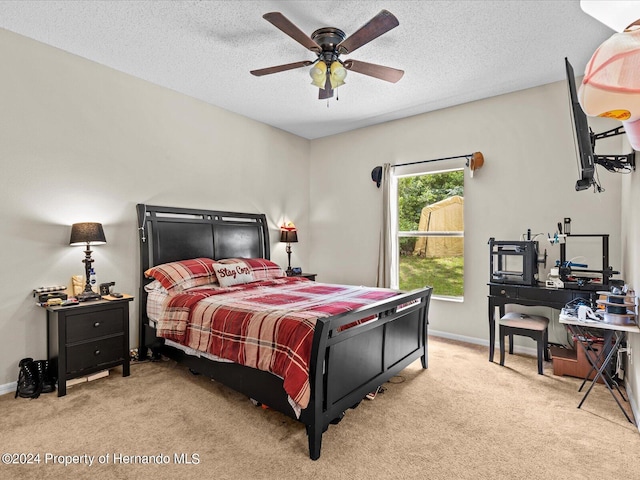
<box><xmin>392</xmin><ymin>154</ymin><xmax>473</xmax><ymax>168</ymax></box>
<box><xmin>372</xmin><ymin>152</ymin><xmax>483</xmax><ymax>187</ymax></box>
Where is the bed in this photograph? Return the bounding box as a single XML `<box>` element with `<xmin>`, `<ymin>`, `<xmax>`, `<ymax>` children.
<box><xmin>136</xmin><ymin>204</ymin><xmax>432</xmax><ymax>460</ymax></box>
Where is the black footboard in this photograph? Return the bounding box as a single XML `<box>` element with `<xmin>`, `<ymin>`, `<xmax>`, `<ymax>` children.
<box><xmin>304</xmin><ymin>286</ymin><xmax>432</xmax><ymax>460</ymax></box>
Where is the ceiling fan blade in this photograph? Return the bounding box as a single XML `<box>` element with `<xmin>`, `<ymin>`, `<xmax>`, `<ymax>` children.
<box><xmin>337</xmin><ymin>10</ymin><xmax>399</xmax><ymax>54</ymax></box>
<box><xmin>343</xmin><ymin>60</ymin><xmax>404</xmax><ymax>83</ymax></box>
<box><xmin>263</xmin><ymin>12</ymin><xmax>321</xmax><ymax>52</ymax></box>
<box><xmin>250</xmin><ymin>60</ymin><xmax>313</xmax><ymax>77</ymax></box>
<box><xmin>318</xmin><ymin>87</ymin><xmax>334</xmax><ymax>100</ymax></box>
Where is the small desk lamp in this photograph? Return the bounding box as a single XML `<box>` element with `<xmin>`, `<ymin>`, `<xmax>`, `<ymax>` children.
<box><xmin>280</xmin><ymin>222</ymin><xmax>298</xmax><ymax>274</ymax></box>
<box><xmin>69</xmin><ymin>222</ymin><xmax>106</xmax><ymax>301</ymax></box>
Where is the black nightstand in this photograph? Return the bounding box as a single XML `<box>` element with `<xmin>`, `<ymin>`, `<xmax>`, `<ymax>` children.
<box><xmin>45</xmin><ymin>296</ymin><xmax>132</xmax><ymax>396</ymax></box>
<box><xmin>288</xmin><ymin>272</ymin><xmax>317</xmax><ymax>281</ymax></box>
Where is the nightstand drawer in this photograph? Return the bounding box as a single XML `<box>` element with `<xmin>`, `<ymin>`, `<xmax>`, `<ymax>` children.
<box><xmin>66</xmin><ymin>308</ymin><xmax>125</xmax><ymax>344</ymax></box>
<box><xmin>66</xmin><ymin>335</ymin><xmax>125</xmax><ymax>374</ymax></box>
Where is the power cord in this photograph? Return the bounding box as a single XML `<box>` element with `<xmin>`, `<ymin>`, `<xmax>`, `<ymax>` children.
<box><xmin>387</xmin><ymin>375</ymin><xmax>405</xmax><ymax>384</ymax></box>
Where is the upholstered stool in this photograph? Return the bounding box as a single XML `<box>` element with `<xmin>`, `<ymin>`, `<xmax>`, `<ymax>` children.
<box><xmin>499</xmin><ymin>312</ymin><xmax>550</xmax><ymax>375</ymax></box>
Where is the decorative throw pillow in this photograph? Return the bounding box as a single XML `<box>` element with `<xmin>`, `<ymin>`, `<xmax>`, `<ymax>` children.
<box><xmin>144</xmin><ymin>258</ymin><xmax>217</xmax><ymax>295</ymax></box>
<box><xmin>213</xmin><ymin>261</ymin><xmax>255</xmax><ymax>287</ymax></box>
<box><xmin>218</xmin><ymin>257</ymin><xmax>286</xmax><ymax>281</ymax></box>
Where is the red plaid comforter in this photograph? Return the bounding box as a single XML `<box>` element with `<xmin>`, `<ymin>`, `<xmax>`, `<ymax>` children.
<box><xmin>156</xmin><ymin>276</ymin><xmax>399</xmax><ymax>410</ymax></box>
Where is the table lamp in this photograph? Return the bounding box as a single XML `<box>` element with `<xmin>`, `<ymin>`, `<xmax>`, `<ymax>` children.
<box><xmin>280</xmin><ymin>222</ymin><xmax>298</xmax><ymax>274</ymax></box>
<box><xmin>69</xmin><ymin>222</ymin><xmax>106</xmax><ymax>301</ymax></box>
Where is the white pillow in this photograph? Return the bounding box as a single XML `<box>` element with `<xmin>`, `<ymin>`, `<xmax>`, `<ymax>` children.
<box><xmin>144</xmin><ymin>280</ymin><xmax>167</xmax><ymax>293</ymax></box>
<box><xmin>213</xmin><ymin>261</ymin><xmax>255</xmax><ymax>287</ymax></box>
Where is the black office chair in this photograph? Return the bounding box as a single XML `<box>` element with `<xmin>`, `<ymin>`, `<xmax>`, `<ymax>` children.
<box><xmin>499</xmin><ymin>312</ymin><xmax>550</xmax><ymax>375</ymax></box>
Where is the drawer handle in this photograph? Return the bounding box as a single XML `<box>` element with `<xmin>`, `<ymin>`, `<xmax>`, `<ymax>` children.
<box><xmin>94</xmin><ymin>322</ymin><xmax>101</xmax><ymax>328</ymax></box>
<box><xmin>94</xmin><ymin>350</ymin><xmax>100</xmax><ymax>356</ymax></box>
<box><xmin>500</xmin><ymin>290</ymin><xmax>506</xmax><ymax>295</ymax></box>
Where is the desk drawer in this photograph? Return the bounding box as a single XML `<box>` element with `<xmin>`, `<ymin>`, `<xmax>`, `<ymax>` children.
<box><xmin>66</xmin><ymin>308</ymin><xmax>125</xmax><ymax>344</ymax></box>
<box><xmin>489</xmin><ymin>285</ymin><xmax>518</xmax><ymax>298</ymax></box>
<box><xmin>66</xmin><ymin>335</ymin><xmax>124</xmax><ymax>374</ymax></box>
<box><xmin>522</xmin><ymin>288</ymin><xmax>574</xmax><ymax>304</ymax></box>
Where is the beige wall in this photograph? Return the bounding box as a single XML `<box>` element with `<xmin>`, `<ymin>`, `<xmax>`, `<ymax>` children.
<box><xmin>309</xmin><ymin>81</ymin><xmax>624</xmax><ymax>346</ymax></box>
<box><xmin>0</xmin><ymin>29</ymin><xmax>310</xmax><ymax>386</ymax></box>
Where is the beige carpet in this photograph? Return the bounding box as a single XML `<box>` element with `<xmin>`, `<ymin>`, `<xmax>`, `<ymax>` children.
<box><xmin>1</xmin><ymin>337</ymin><xmax>638</xmax><ymax>480</ymax></box>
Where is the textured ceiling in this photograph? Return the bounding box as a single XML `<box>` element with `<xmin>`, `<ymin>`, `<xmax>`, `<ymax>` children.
<box><xmin>0</xmin><ymin>1</ymin><xmax>615</xmax><ymax>139</ymax></box>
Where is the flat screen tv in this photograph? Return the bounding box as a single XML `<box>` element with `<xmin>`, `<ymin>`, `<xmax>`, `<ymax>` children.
<box><xmin>565</xmin><ymin>58</ymin><xmax>596</xmax><ymax>191</ymax></box>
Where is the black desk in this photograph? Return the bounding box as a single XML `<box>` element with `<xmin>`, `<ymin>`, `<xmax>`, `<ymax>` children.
<box><xmin>488</xmin><ymin>283</ymin><xmax>594</xmax><ymax>363</ymax></box>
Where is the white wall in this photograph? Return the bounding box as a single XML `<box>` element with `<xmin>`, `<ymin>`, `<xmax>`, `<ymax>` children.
<box><xmin>621</xmin><ymin>145</ymin><xmax>640</xmax><ymax>424</ymax></box>
<box><xmin>309</xmin><ymin>81</ymin><xmax>623</xmax><ymax>348</ymax></box>
<box><xmin>0</xmin><ymin>28</ymin><xmax>311</xmax><ymax>386</ymax></box>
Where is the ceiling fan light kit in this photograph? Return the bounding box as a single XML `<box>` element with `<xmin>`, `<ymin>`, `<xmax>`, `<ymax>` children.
<box><xmin>329</xmin><ymin>60</ymin><xmax>347</xmax><ymax>89</ymax></box>
<box><xmin>250</xmin><ymin>10</ymin><xmax>404</xmax><ymax>100</ymax></box>
<box><xmin>309</xmin><ymin>61</ymin><xmax>327</xmax><ymax>88</ymax></box>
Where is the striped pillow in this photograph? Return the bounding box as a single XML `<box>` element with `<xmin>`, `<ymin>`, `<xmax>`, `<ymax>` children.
<box><xmin>145</xmin><ymin>258</ymin><xmax>217</xmax><ymax>295</ymax></box>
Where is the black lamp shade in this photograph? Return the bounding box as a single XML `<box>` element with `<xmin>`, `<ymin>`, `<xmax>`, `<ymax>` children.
<box><xmin>69</xmin><ymin>222</ymin><xmax>107</xmax><ymax>246</ymax></box>
<box><xmin>280</xmin><ymin>229</ymin><xmax>298</xmax><ymax>243</ymax></box>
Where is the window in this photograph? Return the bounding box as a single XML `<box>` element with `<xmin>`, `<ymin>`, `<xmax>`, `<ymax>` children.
<box><xmin>393</xmin><ymin>169</ymin><xmax>464</xmax><ymax>299</ymax></box>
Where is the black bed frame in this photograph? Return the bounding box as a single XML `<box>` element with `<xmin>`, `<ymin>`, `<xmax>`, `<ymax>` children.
<box><xmin>136</xmin><ymin>204</ymin><xmax>432</xmax><ymax>460</ymax></box>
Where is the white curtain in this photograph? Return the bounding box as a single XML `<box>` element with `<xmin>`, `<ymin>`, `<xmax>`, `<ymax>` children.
<box><xmin>376</xmin><ymin>163</ymin><xmax>397</xmax><ymax>288</ymax></box>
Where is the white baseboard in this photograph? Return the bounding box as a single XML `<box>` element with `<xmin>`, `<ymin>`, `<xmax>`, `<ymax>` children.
<box><xmin>628</xmin><ymin>386</ymin><xmax>640</xmax><ymax>429</ymax></box>
<box><xmin>429</xmin><ymin>329</ymin><xmax>538</xmax><ymax>356</ymax></box>
<box><xmin>0</xmin><ymin>381</ymin><xmax>16</xmax><ymax>397</ymax></box>
<box><xmin>429</xmin><ymin>329</ymin><xmax>485</xmax><ymax>346</ymax></box>
<box><xmin>430</xmin><ymin>329</ymin><xmax>488</xmax><ymax>346</ymax></box>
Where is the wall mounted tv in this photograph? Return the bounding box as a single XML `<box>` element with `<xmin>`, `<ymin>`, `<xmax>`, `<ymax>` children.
<box><xmin>564</xmin><ymin>57</ymin><xmax>635</xmax><ymax>192</ymax></box>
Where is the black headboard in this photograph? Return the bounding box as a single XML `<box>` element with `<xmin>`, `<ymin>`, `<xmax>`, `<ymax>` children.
<box><xmin>136</xmin><ymin>204</ymin><xmax>270</xmax><ymax>353</ymax></box>
<box><xmin>137</xmin><ymin>204</ymin><xmax>270</xmax><ymax>274</ymax></box>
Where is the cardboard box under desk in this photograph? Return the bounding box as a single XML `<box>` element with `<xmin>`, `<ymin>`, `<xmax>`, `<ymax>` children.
<box><xmin>550</xmin><ymin>344</ymin><xmax>604</xmax><ymax>384</ymax></box>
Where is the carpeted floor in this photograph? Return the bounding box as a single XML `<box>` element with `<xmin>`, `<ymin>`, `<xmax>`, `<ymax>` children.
<box><xmin>1</xmin><ymin>336</ymin><xmax>638</xmax><ymax>480</ymax></box>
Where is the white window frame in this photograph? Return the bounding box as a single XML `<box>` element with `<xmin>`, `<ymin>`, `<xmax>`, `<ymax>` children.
<box><xmin>391</xmin><ymin>167</ymin><xmax>465</xmax><ymax>301</ymax></box>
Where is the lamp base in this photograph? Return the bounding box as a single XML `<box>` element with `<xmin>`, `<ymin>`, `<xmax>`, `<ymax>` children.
<box><xmin>76</xmin><ymin>291</ymin><xmax>101</xmax><ymax>302</ymax></box>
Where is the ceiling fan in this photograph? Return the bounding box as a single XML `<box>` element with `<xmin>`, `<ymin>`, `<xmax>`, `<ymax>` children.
<box><xmin>250</xmin><ymin>10</ymin><xmax>404</xmax><ymax>100</ymax></box>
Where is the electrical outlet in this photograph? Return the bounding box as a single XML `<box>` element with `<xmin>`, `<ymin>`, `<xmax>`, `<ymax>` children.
<box><xmin>628</xmin><ymin>346</ymin><xmax>633</xmax><ymax>365</ymax></box>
